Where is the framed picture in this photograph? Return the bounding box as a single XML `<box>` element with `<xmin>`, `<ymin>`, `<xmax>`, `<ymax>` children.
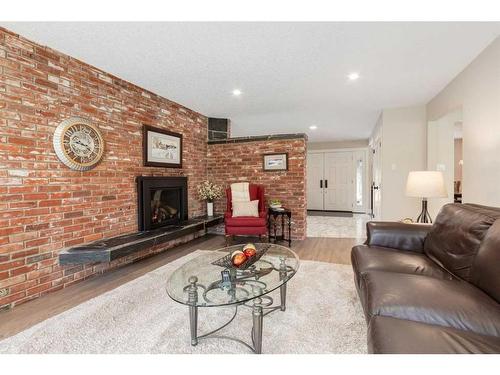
<box><xmin>143</xmin><ymin>125</ymin><xmax>183</xmax><ymax>168</ymax></box>
<box><xmin>263</xmin><ymin>153</ymin><xmax>288</xmax><ymax>171</ymax></box>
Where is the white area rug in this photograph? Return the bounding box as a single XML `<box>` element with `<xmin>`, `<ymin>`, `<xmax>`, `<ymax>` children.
<box><xmin>0</xmin><ymin>251</ymin><xmax>366</xmax><ymax>354</ymax></box>
<box><xmin>307</xmin><ymin>214</ymin><xmax>370</xmax><ymax>239</ymax></box>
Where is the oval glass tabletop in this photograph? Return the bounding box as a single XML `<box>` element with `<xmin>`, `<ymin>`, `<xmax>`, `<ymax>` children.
<box><xmin>166</xmin><ymin>243</ymin><xmax>299</xmax><ymax>307</ymax></box>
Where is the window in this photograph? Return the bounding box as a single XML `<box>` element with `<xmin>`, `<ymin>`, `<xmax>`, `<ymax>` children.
<box><xmin>356</xmin><ymin>158</ymin><xmax>363</xmax><ymax>206</ymax></box>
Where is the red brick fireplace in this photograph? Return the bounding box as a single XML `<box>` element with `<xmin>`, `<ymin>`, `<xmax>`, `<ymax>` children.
<box><xmin>0</xmin><ymin>27</ymin><xmax>208</xmax><ymax>309</ymax></box>
<box><xmin>0</xmin><ymin>27</ymin><xmax>307</xmax><ymax>310</ymax></box>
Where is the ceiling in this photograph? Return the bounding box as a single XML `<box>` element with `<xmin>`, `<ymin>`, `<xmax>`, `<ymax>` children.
<box><xmin>2</xmin><ymin>22</ymin><xmax>500</xmax><ymax>142</ymax></box>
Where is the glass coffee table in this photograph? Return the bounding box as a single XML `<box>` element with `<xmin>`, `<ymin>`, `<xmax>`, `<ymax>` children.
<box><xmin>166</xmin><ymin>243</ymin><xmax>299</xmax><ymax>354</ymax></box>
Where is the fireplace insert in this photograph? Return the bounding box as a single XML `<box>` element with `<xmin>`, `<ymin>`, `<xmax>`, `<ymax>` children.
<box><xmin>137</xmin><ymin>176</ymin><xmax>188</xmax><ymax>231</ymax></box>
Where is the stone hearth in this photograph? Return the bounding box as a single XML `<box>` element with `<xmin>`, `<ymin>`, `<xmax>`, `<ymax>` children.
<box><xmin>59</xmin><ymin>215</ymin><xmax>223</xmax><ymax>265</ymax></box>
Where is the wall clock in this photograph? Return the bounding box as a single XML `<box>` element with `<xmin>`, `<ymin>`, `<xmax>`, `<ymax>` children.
<box><xmin>53</xmin><ymin>117</ymin><xmax>105</xmax><ymax>171</ymax></box>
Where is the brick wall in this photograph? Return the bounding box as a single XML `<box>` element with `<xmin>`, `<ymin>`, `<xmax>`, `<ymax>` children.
<box><xmin>0</xmin><ymin>28</ymin><xmax>209</xmax><ymax>309</ymax></box>
<box><xmin>207</xmin><ymin>136</ymin><xmax>307</xmax><ymax>240</ymax></box>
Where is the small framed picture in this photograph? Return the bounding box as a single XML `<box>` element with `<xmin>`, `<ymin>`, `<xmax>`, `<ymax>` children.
<box><xmin>263</xmin><ymin>153</ymin><xmax>288</xmax><ymax>171</ymax></box>
<box><xmin>143</xmin><ymin>125</ymin><xmax>183</xmax><ymax>168</ymax></box>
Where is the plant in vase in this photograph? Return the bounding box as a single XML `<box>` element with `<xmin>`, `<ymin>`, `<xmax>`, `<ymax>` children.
<box><xmin>269</xmin><ymin>199</ymin><xmax>282</xmax><ymax>208</ymax></box>
<box><xmin>197</xmin><ymin>180</ymin><xmax>223</xmax><ymax>217</ymax></box>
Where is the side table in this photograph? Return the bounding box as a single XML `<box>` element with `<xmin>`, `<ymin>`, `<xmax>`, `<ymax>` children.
<box><xmin>267</xmin><ymin>207</ymin><xmax>292</xmax><ymax>247</ymax></box>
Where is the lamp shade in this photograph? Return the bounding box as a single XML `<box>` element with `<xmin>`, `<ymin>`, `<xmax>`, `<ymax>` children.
<box><xmin>405</xmin><ymin>171</ymin><xmax>448</xmax><ymax>198</ymax></box>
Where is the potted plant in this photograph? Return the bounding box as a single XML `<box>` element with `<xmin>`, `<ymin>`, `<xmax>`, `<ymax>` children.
<box><xmin>197</xmin><ymin>181</ymin><xmax>223</xmax><ymax>217</ymax></box>
<box><xmin>269</xmin><ymin>198</ymin><xmax>282</xmax><ymax>208</ymax></box>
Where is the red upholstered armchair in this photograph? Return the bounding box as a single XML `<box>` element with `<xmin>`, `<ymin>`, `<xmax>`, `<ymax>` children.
<box><xmin>225</xmin><ymin>184</ymin><xmax>267</xmax><ymax>244</ymax></box>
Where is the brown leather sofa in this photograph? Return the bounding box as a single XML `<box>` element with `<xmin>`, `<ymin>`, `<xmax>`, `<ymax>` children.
<box><xmin>351</xmin><ymin>203</ymin><xmax>500</xmax><ymax>353</ymax></box>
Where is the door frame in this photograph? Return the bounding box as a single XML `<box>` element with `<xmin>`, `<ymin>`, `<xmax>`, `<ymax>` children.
<box><xmin>427</xmin><ymin>108</ymin><xmax>461</xmax><ymax>219</ymax></box>
<box><xmin>306</xmin><ymin>152</ymin><xmax>325</xmax><ymax>211</ymax></box>
<box><xmin>369</xmin><ymin>137</ymin><xmax>382</xmax><ymax>219</ymax></box>
<box><xmin>307</xmin><ymin>147</ymin><xmax>369</xmax><ymax>213</ymax></box>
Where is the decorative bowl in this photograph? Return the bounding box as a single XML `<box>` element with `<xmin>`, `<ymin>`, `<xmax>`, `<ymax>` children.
<box><xmin>212</xmin><ymin>244</ymin><xmax>271</xmax><ymax>270</ymax></box>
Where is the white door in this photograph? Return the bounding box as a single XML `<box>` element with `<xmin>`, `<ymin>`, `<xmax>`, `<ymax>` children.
<box><xmin>306</xmin><ymin>153</ymin><xmax>324</xmax><ymax>210</ymax></box>
<box><xmin>324</xmin><ymin>152</ymin><xmax>353</xmax><ymax>211</ymax></box>
<box><xmin>372</xmin><ymin>139</ymin><xmax>382</xmax><ymax>219</ymax></box>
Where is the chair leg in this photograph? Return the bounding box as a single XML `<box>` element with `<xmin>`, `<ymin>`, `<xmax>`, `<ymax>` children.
<box><xmin>225</xmin><ymin>235</ymin><xmax>234</xmax><ymax>247</ymax></box>
<box><xmin>225</xmin><ymin>235</ymin><xmax>230</xmax><ymax>247</ymax></box>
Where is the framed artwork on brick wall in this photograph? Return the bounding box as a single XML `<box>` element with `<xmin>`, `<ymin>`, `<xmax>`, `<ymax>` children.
<box><xmin>263</xmin><ymin>153</ymin><xmax>288</xmax><ymax>171</ymax></box>
<box><xmin>143</xmin><ymin>125</ymin><xmax>183</xmax><ymax>168</ymax></box>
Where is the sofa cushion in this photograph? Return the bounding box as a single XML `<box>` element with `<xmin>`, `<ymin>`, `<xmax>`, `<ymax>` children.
<box><xmin>368</xmin><ymin>316</ymin><xmax>500</xmax><ymax>354</ymax></box>
<box><xmin>359</xmin><ymin>270</ymin><xmax>500</xmax><ymax>337</ymax></box>
<box><xmin>470</xmin><ymin>219</ymin><xmax>500</xmax><ymax>303</ymax></box>
<box><xmin>351</xmin><ymin>245</ymin><xmax>453</xmax><ymax>288</ymax></box>
<box><xmin>424</xmin><ymin>204</ymin><xmax>500</xmax><ymax>281</ymax></box>
<box><xmin>366</xmin><ymin>222</ymin><xmax>431</xmax><ymax>252</ymax></box>
<box><xmin>464</xmin><ymin>203</ymin><xmax>500</xmax><ymax>214</ymax></box>
<box><xmin>225</xmin><ymin>216</ymin><xmax>267</xmax><ymax>227</ymax></box>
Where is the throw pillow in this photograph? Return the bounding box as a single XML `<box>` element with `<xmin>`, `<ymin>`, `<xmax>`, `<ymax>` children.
<box><xmin>232</xmin><ymin>200</ymin><xmax>259</xmax><ymax>217</ymax></box>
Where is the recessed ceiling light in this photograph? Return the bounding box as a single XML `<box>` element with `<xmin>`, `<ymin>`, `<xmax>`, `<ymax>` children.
<box><xmin>232</xmin><ymin>89</ymin><xmax>242</xmax><ymax>96</ymax></box>
<box><xmin>348</xmin><ymin>72</ymin><xmax>360</xmax><ymax>81</ymax></box>
<box><xmin>309</xmin><ymin>125</ymin><xmax>318</xmax><ymax>130</ymax></box>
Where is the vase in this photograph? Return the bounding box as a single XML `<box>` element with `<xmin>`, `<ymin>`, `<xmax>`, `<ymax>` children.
<box><xmin>207</xmin><ymin>201</ymin><xmax>214</xmax><ymax>217</ymax></box>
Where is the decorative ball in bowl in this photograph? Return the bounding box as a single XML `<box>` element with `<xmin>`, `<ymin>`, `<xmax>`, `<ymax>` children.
<box><xmin>230</xmin><ymin>250</ymin><xmax>247</xmax><ymax>267</ymax></box>
<box><xmin>230</xmin><ymin>243</ymin><xmax>258</xmax><ymax>267</ymax></box>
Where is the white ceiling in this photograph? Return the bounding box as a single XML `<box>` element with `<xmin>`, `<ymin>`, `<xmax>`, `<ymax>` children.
<box><xmin>2</xmin><ymin>22</ymin><xmax>500</xmax><ymax>142</ymax></box>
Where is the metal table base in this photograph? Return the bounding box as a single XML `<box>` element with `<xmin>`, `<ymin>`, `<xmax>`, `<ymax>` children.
<box><xmin>186</xmin><ymin>280</ymin><xmax>288</xmax><ymax>354</ymax></box>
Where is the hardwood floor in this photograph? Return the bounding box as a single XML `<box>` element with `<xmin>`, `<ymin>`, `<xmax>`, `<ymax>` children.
<box><xmin>0</xmin><ymin>234</ymin><xmax>363</xmax><ymax>340</ymax></box>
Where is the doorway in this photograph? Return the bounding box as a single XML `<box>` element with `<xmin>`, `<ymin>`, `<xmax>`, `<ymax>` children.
<box><xmin>371</xmin><ymin>137</ymin><xmax>382</xmax><ymax>219</ymax></box>
<box><xmin>427</xmin><ymin>109</ymin><xmax>462</xmax><ymax>218</ymax></box>
<box><xmin>306</xmin><ymin>149</ymin><xmax>368</xmax><ymax>213</ymax></box>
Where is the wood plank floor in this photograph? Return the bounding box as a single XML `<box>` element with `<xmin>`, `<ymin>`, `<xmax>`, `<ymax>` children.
<box><xmin>0</xmin><ymin>234</ymin><xmax>364</xmax><ymax>340</ymax></box>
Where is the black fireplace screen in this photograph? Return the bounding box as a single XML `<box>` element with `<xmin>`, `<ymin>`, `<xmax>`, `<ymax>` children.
<box><xmin>137</xmin><ymin>176</ymin><xmax>188</xmax><ymax>231</ymax></box>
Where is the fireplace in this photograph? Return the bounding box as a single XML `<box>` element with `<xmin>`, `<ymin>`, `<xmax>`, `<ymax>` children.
<box><xmin>137</xmin><ymin>176</ymin><xmax>188</xmax><ymax>231</ymax></box>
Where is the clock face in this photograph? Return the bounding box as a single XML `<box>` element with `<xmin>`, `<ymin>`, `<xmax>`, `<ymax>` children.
<box><xmin>53</xmin><ymin>117</ymin><xmax>105</xmax><ymax>171</ymax></box>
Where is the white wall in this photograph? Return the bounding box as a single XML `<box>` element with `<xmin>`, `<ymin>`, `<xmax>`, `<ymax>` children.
<box><xmin>427</xmin><ymin>113</ymin><xmax>457</xmax><ymax>218</ymax></box>
<box><xmin>308</xmin><ymin>140</ymin><xmax>369</xmax><ymax>150</ymax></box>
<box><xmin>427</xmin><ymin>36</ymin><xmax>500</xmax><ymax>207</ymax></box>
<box><xmin>371</xmin><ymin>106</ymin><xmax>427</xmax><ymax>221</ymax></box>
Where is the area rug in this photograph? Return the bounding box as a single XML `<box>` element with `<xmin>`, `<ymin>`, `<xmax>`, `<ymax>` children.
<box><xmin>0</xmin><ymin>251</ymin><xmax>367</xmax><ymax>354</ymax></box>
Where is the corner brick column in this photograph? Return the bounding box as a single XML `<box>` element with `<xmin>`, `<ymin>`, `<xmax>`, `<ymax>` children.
<box><xmin>207</xmin><ymin>135</ymin><xmax>307</xmax><ymax>240</ymax></box>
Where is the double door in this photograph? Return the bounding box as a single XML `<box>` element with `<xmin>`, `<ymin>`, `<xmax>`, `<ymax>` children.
<box><xmin>307</xmin><ymin>151</ymin><xmax>354</xmax><ymax>211</ymax></box>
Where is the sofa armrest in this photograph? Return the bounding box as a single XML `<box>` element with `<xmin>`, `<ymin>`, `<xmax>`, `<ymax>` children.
<box><xmin>224</xmin><ymin>211</ymin><xmax>232</xmax><ymax>219</ymax></box>
<box><xmin>366</xmin><ymin>221</ymin><xmax>432</xmax><ymax>253</ymax></box>
<box><xmin>259</xmin><ymin>211</ymin><xmax>267</xmax><ymax>219</ymax></box>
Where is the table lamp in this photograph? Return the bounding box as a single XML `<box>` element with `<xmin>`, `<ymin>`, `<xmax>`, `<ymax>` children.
<box><xmin>405</xmin><ymin>171</ymin><xmax>447</xmax><ymax>223</ymax></box>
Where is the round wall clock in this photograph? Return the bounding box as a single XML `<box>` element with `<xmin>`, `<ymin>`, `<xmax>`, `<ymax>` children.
<box><xmin>53</xmin><ymin>117</ymin><xmax>105</xmax><ymax>171</ymax></box>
